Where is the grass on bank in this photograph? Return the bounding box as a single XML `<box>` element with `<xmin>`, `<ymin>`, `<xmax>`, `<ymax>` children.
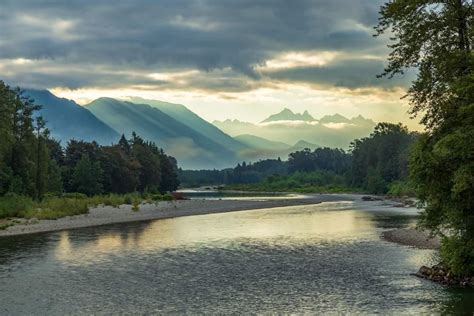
<box><xmin>0</xmin><ymin>192</ymin><xmax>175</xmax><ymax>221</ymax></box>
<box><xmin>224</xmin><ymin>183</ymin><xmax>359</xmax><ymax>194</ymax></box>
<box><xmin>222</xmin><ymin>171</ymin><xmax>415</xmax><ymax>197</ymax></box>
<box><xmin>222</xmin><ymin>171</ymin><xmax>361</xmax><ymax>194</ymax></box>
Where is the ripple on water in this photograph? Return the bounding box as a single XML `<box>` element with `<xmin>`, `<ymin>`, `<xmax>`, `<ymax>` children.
<box><xmin>0</xmin><ymin>202</ymin><xmax>473</xmax><ymax>314</ymax></box>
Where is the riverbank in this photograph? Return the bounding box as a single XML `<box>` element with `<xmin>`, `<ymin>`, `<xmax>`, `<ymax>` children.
<box><xmin>0</xmin><ymin>194</ymin><xmax>359</xmax><ymax>237</ymax></box>
<box><xmin>382</xmin><ymin>227</ymin><xmax>440</xmax><ymax>249</ymax></box>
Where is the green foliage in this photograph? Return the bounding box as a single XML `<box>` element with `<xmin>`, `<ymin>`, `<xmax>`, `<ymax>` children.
<box><xmin>71</xmin><ymin>155</ymin><xmax>103</xmax><ymax>196</ymax></box>
<box><xmin>161</xmin><ymin>193</ymin><xmax>174</xmax><ymax>201</ymax></box>
<box><xmin>150</xmin><ymin>192</ymin><xmax>174</xmax><ymax>201</ymax></box>
<box><xmin>0</xmin><ymin>194</ymin><xmax>34</xmax><ymax>218</ymax></box>
<box><xmin>440</xmin><ymin>236</ymin><xmax>474</xmax><ymax>277</ymax></box>
<box><xmin>46</xmin><ymin>160</ymin><xmax>63</xmax><ymax>194</ymax></box>
<box><xmin>185</xmin><ymin>128</ymin><xmax>415</xmax><ymax>196</ymax></box>
<box><xmin>0</xmin><ymin>194</ymin><xmax>88</xmax><ymax>220</ymax></box>
<box><xmin>132</xmin><ymin>202</ymin><xmax>140</xmax><ymax>212</ymax></box>
<box><xmin>289</xmin><ymin>147</ymin><xmax>350</xmax><ymax>174</ymax></box>
<box><xmin>21</xmin><ymin>197</ymin><xmax>89</xmax><ymax>220</ymax></box>
<box><xmin>387</xmin><ymin>181</ymin><xmax>415</xmax><ymax>197</ymax></box>
<box><xmin>350</xmin><ymin>123</ymin><xmax>418</xmax><ymax>194</ymax></box>
<box><xmin>377</xmin><ymin>0</ymin><xmax>473</xmax><ymax>275</ymax></box>
<box><xmin>123</xmin><ymin>195</ymin><xmax>133</xmax><ymax>205</ymax></box>
<box><xmin>225</xmin><ymin>170</ymin><xmax>355</xmax><ymax>193</ymax></box>
<box><xmin>0</xmin><ymin>81</ymin><xmax>180</xmax><ymax>223</ymax></box>
<box><xmin>62</xmin><ymin>192</ymin><xmax>87</xmax><ymax>199</ymax></box>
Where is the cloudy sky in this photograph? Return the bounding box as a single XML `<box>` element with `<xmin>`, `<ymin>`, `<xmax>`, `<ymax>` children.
<box><xmin>0</xmin><ymin>0</ymin><xmax>419</xmax><ymax>129</ymax></box>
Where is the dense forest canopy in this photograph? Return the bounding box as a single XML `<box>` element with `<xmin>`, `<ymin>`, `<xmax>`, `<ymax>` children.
<box><xmin>0</xmin><ymin>81</ymin><xmax>179</xmax><ymax>199</ymax></box>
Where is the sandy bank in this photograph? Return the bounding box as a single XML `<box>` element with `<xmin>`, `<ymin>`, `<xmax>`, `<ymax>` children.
<box><xmin>382</xmin><ymin>227</ymin><xmax>440</xmax><ymax>249</ymax></box>
<box><xmin>0</xmin><ymin>194</ymin><xmax>357</xmax><ymax>237</ymax></box>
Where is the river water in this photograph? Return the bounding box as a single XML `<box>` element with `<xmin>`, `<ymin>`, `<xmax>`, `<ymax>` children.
<box><xmin>1</xmin><ymin>197</ymin><xmax>474</xmax><ymax>314</ymax></box>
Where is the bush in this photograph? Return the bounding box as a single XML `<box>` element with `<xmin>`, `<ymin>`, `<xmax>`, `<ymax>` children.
<box><xmin>440</xmin><ymin>236</ymin><xmax>474</xmax><ymax>276</ymax></box>
<box><xmin>0</xmin><ymin>195</ymin><xmax>90</xmax><ymax>220</ymax></box>
<box><xmin>0</xmin><ymin>195</ymin><xmax>34</xmax><ymax>218</ymax></box>
<box><xmin>124</xmin><ymin>195</ymin><xmax>133</xmax><ymax>205</ymax></box>
<box><xmin>62</xmin><ymin>192</ymin><xmax>88</xmax><ymax>199</ymax></box>
<box><xmin>162</xmin><ymin>193</ymin><xmax>174</xmax><ymax>201</ymax></box>
<box><xmin>151</xmin><ymin>194</ymin><xmax>163</xmax><ymax>201</ymax></box>
<box><xmin>150</xmin><ymin>193</ymin><xmax>174</xmax><ymax>201</ymax></box>
<box><xmin>387</xmin><ymin>181</ymin><xmax>415</xmax><ymax>197</ymax></box>
<box><xmin>132</xmin><ymin>202</ymin><xmax>140</xmax><ymax>212</ymax></box>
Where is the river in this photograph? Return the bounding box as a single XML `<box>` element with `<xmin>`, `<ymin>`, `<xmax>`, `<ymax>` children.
<box><xmin>1</xmin><ymin>197</ymin><xmax>473</xmax><ymax>314</ymax></box>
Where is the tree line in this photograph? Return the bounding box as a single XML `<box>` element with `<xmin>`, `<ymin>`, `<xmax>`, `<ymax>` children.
<box><xmin>0</xmin><ymin>81</ymin><xmax>179</xmax><ymax>199</ymax></box>
<box><xmin>376</xmin><ymin>0</ymin><xmax>473</xmax><ymax>276</ymax></box>
<box><xmin>179</xmin><ymin>122</ymin><xmax>418</xmax><ymax>195</ymax></box>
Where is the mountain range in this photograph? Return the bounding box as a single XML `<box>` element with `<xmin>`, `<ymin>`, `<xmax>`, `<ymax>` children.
<box><xmin>26</xmin><ymin>90</ymin><xmax>119</xmax><ymax>144</ymax></box>
<box><xmin>214</xmin><ymin>108</ymin><xmax>376</xmax><ymax>149</ymax></box>
<box><xmin>261</xmin><ymin>108</ymin><xmax>314</xmax><ymax>123</ymax></box>
<box><xmin>26</xmin><ymin>90</ymin><xmax>376</xmax><ymax>169</ymax></box>
<box><xmin>86</xmin><ymin>98</ymin><xmax>239</xmax><ymax>169</ymax></box>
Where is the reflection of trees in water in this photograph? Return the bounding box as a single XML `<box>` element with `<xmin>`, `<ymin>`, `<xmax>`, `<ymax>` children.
<box><xmin>438</xmin><ymin>288</ymin><xmax>474</xmax><ymax>315</ymax></box>
<box><xmin>373</xmin><ymin>214</ymin><xmax>417</xmax><ymax>229</ymax></box>
<box><xmin>0</xmin><ymin>221</ymin><xmax>153</xmax><ymax>268</ymax></box>
<box><xmin>0</xmin><ymin>233</ymin><xmax>51</xmax><ymax>267</ymax></box>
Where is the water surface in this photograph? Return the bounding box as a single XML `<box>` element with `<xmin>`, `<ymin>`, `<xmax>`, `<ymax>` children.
<box><xmin>1</xmin><ymin>199</ymin><xmax>474</xmax><ymax>314</ymax></box>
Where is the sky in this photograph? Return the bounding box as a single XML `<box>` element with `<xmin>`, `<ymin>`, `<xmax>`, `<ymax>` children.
<box><xmin>0</xmin><ymin>0</ymin><xmax>420</xmax><ymax>129</ymax></box>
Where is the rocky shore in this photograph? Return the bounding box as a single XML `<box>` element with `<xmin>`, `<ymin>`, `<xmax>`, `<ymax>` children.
<box><xmin>414</xmin><ymin>264</ymin><xmax>474</xmax><ymax>287</ymax></box>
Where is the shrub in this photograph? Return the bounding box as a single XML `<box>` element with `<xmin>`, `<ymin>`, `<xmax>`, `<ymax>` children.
<box><xmin>132</xmin><ymin>202</ymin><xmax>140</xmax><ymax>212</ymax></box>
<box><xmin>20</xmin><ymin>197</ymin><xmax>89</xmax><ymax>220</ymax></box>
<box><xmin>62</xmin><ymin>192</ymin><xmax>88</xmax><ymax>199</ymax></box>
<box><xmin>124</xmin><ymin>195</ymin><xmax>133</xmax><ymax>205</ymax></box>
<box><xmin>162</xmin><ymin>193</ymin><xmax>174</xmax><ymax>201</ymax></box>
<box><xmin>387</xmin><ymin>181</ymin><xmax>415</xmax><ymax>197</ymax></box>
<box><xmin>0</xmin><ymin>195</ymin><xmax>34</xmax><ymax>218</ymax></box>
<box><xmin>440</xmin><ymin>236</ymin><xmax>474</xmax><ymax>276</ymax></box>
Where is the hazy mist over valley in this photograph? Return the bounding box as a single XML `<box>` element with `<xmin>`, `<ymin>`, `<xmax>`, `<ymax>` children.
<box><xmin>25</xmin><ymin>89</ymin><xmax>376</xmax><ymax>169</ymax></box>
<box><xmin>1</xmin><ymin>0</ymin><xmax>472</xmax><ymax>314</ymax></box>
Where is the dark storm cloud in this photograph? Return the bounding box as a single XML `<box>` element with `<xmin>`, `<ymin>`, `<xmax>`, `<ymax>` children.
<box><xmin>265</xmin><ymin>58</ymin><xmax>416</xmax><ymax>89</ymax></box>
<box><xmin>0</xmin><ymin>0</ymin><xmax>403</xmax><ymax>90</ymax></box>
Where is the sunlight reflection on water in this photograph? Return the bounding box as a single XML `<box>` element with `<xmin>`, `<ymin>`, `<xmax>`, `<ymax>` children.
<box><xmin>1</xmin><ymin>200</ymin><xmax>474</xmax><ymax>314</ymax></box>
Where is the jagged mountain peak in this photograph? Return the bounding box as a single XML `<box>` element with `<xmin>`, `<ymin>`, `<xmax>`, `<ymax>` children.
<box><xmin>261</xmin><ymin>108</ymin><xmax>314</xmax><ymax>123</ymax></box>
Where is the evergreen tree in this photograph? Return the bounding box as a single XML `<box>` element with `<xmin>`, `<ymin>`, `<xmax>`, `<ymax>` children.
<box><xmin>101</xmin><ymin>145</ymin><xmax>140</xmax><ymax>193</ymax></box>
<box><xmin>71</xmin><ymin>155</ymin><xmax>103</xmax><ymax>196</ymax></box>
<box><xmin>34</xmin><ymin>116</ymin><xmax>50</xmax><ymax>199</ymax></box>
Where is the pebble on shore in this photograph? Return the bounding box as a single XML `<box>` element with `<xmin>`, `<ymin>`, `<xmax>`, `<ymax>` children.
<box><xmin>382</xmin><ymin>228</ymin><xmax>440</xmax><ymax>249</ymax></box>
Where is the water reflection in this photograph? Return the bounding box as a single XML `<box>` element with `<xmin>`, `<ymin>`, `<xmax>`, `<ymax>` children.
<box><xmin>1</xmin><ymin>200</ymin><xmax>473</xmax><ymax>314</ymax></box>
<box><xmin>55</xmin><ymin>202</ymin><xmax>377</xmax><ymax>265</ymax></box>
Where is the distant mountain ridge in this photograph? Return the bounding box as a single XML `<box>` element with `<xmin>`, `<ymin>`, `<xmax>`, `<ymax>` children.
<box><xmin>86</xmin><ymin>98</ymin><xmax>241</xmax><ymax>169</ymax></box>
<box><xmin>234</xmin><ymin>134</ymin><xmax>291</xmax><ymax>150</ymax></box>
<box><xmin>23</xmin><ymin>90</ymin><xmax>378</xmax><ymax>169</ymax></box>
<box><xmin>128</xmin><ymin>97</ymin><xmax>246</xmax><ymax>153</ymax></box>
<box><xmin>319</xmin><ymin>113</ymin><xmax>351</xmax><ymax>124</ymax></box>
<box><xmin>214</xmin><ymin>110</ymin><xmax>376</xmax><ymax>149</ymax></box>
<box><xmin>25</xmin><ymin>89</ymin><xmax>119</xmax><ymax>145</ymax></box>
<box><xmin>261</xmin><ymin>108</ymin><xmax>314</xmax><ymax>123</ymax></box>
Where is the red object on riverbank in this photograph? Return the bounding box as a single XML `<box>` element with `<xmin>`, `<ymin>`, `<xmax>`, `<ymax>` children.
<box><xmin>171</xmin><ymin>192</ymin><xmax>188</xmax><ymax>200</ymax></box>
